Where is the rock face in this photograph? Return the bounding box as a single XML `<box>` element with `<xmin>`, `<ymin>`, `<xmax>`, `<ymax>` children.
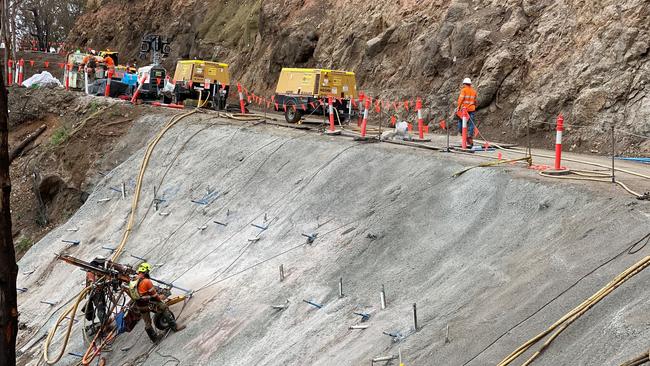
<box><xmin>67</xmin><ymin>0</ymin><xmax>649</xmax><ymax>153</ymax></box>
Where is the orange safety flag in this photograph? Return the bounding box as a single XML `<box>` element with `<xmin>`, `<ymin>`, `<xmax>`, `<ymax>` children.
<box><xmin>274</xmin><ymin>102</ymin><xmax>279</xmax><ymax>110</ymax></box>
<box><xmin>267</xmin><ymin>101</ymin><xmax>272</xmax><ymax>109</ymax></box>
<box><xmin>390</xmin><ymin>115</ymin><xmax>396</xmax><ymax>126</ymax></box>
<box><xmin>271</xmin><ymin>95</ymin><xmax>275</xmax><ymax>102</ymax></box>
<box><xmin>309</xmin><ymin>102</ymin><xmax>316</xmax><ymax>109</ymax></box>
<box><xmin>301</xmin><ymin>104</ymin><xmax>307</xmax><ymax>111</ymax></box>
<box><xmin>393</xmin><ymin>102</ymin><xmax>400</xmax><ymax>111</ymax></box>
<box><xmin>439</xmin><ymin>120</ymin><xmax>447</xmax><ymax>130</ymax></box>
<box><xmin>374</xmin><ymin>99</ymin><xmax>381</xmax><ymax>113</ymax></box>
<box><xmin>29</xmin><ymin>60</ymin><xmax>34</xmax><ymax>67</ymax></box>
<box><xmin>44</xmin><ymin>61</ymin><xmax>49</xmax><ymax>68</ymax></box>
<box><xmin>404</xmin><ymin>100</ymin><xmax>410</xmax><ymax>111</ymax></box>
<box><xmin>283</xmin><ymin>104</ymin><xmax>287</xmax><ymax>112</ymax></box>
<box><xmin>351</xmin><ymin>98</ymin><xmax>357</xmax><ymax>108</ymax></box>
<box><xmin>291</xmin><ymin>105</ymin><xmax>296</xmax><ymax>112</ymax></box>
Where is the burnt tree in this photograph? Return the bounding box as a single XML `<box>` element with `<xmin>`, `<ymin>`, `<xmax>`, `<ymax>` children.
<box><xmin>0</xmin><ymin>25</ymin><xmax>17</xmax><ymax>365</ymax></box>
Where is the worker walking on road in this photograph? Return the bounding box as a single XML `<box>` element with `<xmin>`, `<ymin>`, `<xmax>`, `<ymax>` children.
<box><xmin>456</xmin><ymin>77</ymin><xmax>478</xmax><ymax>148</ymax></box>
<box><xmin>128</xmin><ymin>262</ymin><xmax>180</xmax><ymax>343</ymax></box>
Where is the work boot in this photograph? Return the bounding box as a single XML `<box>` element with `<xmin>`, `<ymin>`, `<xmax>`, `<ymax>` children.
<box><xmin>145</xmin><ymin>327</ymin><xmax>161</xmax><ymax>344</ymax></box>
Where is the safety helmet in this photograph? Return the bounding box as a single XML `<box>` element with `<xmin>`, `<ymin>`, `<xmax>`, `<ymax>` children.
<box><xmin>462</xmin><ymin>77</ymin><xmax>472</xmax><ymax>85</ymax></box>
<box><xmin>137</xmin><ymin>262</ymin><xmax>151</xmax><ymax>273</ymax></box>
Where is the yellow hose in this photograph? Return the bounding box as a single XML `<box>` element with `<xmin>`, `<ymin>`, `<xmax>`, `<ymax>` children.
<box><xmin>493</xmin><ymin>144</ymin><xmax>650</xmax><ymax>180</ymax></box>
<box><xmin>498</xmin><ymin>254</ymin><xmax>650</xmax><ymax>365</ymax></box>
<box><xmin>43</xmin><ymin>102</ymin><xmax>201</xmax><ymax>364</ymax></box>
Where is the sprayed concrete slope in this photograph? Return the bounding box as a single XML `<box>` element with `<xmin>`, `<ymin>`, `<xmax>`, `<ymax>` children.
<box><xmin>15</xmin><ymin>114</ymin><xmax>650</xmax><ymax>366</ymax></box>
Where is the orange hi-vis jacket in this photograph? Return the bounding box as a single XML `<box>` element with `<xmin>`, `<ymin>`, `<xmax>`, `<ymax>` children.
<box><xmin>457</xmin><ymin>85</ymin><xmax>478</xmax><ymax>112</ymax></box>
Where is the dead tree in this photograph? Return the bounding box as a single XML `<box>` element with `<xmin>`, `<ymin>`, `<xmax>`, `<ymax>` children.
<box><xmin>0</xmin><ymin>13</ymin><xmax>18</xmax><ymax>364</ymax></box>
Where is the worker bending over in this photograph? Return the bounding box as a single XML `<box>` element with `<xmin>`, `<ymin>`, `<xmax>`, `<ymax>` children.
<box><xmin>128</xmin><ymin>262</ymin><xmax>180</xmax><ymax>343</ymax></box>
<box><xmin>456</xmin><ymin>77</ymin><xmax>478</xmax><ymax>148</ymax></box>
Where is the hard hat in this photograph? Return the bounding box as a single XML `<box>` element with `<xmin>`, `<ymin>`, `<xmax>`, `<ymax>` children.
<box><xmin>462</xmin><ymin>77</ymin><xmax>472</xmax><ymax>85</ymax></box>
<box><xmin>137</xmin><ymin>262</ymin><xmax>152</xmax><ymax>273</ymax></box>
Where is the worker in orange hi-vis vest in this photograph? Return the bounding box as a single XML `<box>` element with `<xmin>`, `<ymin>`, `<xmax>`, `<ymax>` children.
<box><xmin>456</xmin><ymin>77</ymin><xmax>478</xmax><ymax>148</ymax></box>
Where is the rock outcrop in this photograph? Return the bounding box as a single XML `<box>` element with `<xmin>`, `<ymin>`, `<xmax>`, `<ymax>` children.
<box><xmin>67</xmin><ymin>0</ymin><xmax>650</xmax><ymax>153</ymax></box>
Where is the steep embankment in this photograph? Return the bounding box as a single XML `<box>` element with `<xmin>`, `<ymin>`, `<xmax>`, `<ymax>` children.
<box><xmin>15</xmin><ymin>113</ymin><xmax>650</xmax><ymax>365</ymax></box>
<box><xmin>67</xmin><ymin>0</ymin><xmax>650</xmax><ymax>154</ymax></box>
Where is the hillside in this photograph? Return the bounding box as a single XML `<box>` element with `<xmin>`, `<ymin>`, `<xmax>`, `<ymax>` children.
<box><xmin>14</xmin><ymin>107</ymin><xmax>650</xmax><ymax>365</ymax></box>
<box><xmin>66</xmin><ymin>0</ymin><xmax>650</xmax><ymax>154</ymax></box>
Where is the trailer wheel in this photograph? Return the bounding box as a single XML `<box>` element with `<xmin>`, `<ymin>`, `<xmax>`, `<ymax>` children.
<box><xmin>285</xmin><ymin>101</ymin><xmax>302</xmax><ymax>123</ymax></box>
<box><xmin>173</xmin><ymin>86</ymin><xmax>182</xmax><ymax>105</ymax></box>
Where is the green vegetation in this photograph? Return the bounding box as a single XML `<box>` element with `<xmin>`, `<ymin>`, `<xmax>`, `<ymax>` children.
<box><xmin>198</xmin><ymin>0</ymin><xmax>261</xmax><ymax>48</ymax></box>
<box><xmin>88</xmin><ymin>100</ymin><xmax>100</xmax><ymax>113</ymax></box>
<box><xmin>50</xmin><ymin>127</ymin><xmax>69</xmax><ymax>145</ymax></box>
<box><xmin>16</xmin><ymin>237</ymin><xmax>33</xmax><ymax>253</ymax></box>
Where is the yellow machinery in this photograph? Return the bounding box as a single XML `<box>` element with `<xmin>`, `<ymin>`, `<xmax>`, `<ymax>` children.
<box><xmin>274</xmin><ymin>68</ymin><xmax>358</xmax><ymax>123</ymax></box>
<box><xmin>172</xmin><ymin>60</ymin><xmax>230</xmax><ymax>109</ymax></box>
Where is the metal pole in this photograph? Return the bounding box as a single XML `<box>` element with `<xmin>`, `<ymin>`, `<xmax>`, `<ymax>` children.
<box><xmin>446</xmin><ymin>121</ymin><xmax>450</xmax><ymax>152</ymax></box>
<box><xmin>380</xmin><ymin>284</ymin><xmax>386</xmax><ymax>310</ymax></box>
<box><xmin>611</xmin><ymin>124</ymin><xmax>615</xmax><ymax>183</ymax></box>
<box><xmin>412</xmin><ymin>303</ymin><xmax>418</xmax><ymax>331</ymax></box>
<box><xmin>338</xmin><ymin>277</ymin><xmax>343</xmax><ymax>298</ymax></box>
<box><xmin>527</xmin><ymin>119</ymin><xmax>532</xmax><ymax>165</ymax></box>
<box><xmin>279</xmin><ymin>264</ymin><xmax>284</xmax><ymax>282</ymax></box>
<box><xmin>378</xmin><ymin>102</ymin><xmax>383</xmax><ymax>140</ymax></box>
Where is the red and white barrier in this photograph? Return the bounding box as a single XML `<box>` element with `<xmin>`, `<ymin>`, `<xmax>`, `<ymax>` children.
<box><xmin>237</xmin><ymin>83</ymin><xmax>246</xmax><ymax>114</ymax></box>
<box><xmin>18</xmin><ymin>59</ymin><xmax>24</xmax><ymax>86</ymax></box>
<box><xmin>554</xmin><ymin>114</ymin><xmax>564</xmax><ymax>170</ymax></box>
<box><xmin>461</xmin><ymin>107</ymin><xmax>469</xmax><ymax>149</ymax></box>
<box><xmin>328</xmin><ymin>96</ymin><xmax>335</xmax><ymax>132</ymax></box>
<box><xmin>360</xmin><ymin>98</ymin><xmax>371</xmax><ymax>138</ymax></box>
<box><xmin>131</xmin><ymin>74</ymin><xmax>147</xmax><ymax>104</ymax></box>
<box><xmin>7</xmin><ymin>60</ymin><xmax>13</xmax><ymax>86</ymax></box>
<box><xmin>357</xmin><ymin>93</ymin><xmax>365</xmax><ymax>127</ymax></box>
<box><xmin>416</xmin><ymin>98</ymin><xmax>424</xmax><ymax>139</ymax></box>
<box><xmin>64</xmin><ymin>64</ymin><xmax>70</xmax><ymax>90</ymax></box>
<box><xmin>104</xmin><ymin>69</ymin><xmax>114</xmax><ymax>97</ymax></box>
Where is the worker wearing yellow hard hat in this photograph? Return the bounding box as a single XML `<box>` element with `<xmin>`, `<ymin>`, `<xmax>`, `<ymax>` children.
<box><xmin>128</xmin><ymin>262</ymin><xmax>179</xmax><ymax>343</ymax></box>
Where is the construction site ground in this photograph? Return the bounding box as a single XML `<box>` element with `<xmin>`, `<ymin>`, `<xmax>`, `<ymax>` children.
<box><xmin>11</xmin><ymin>88</ymin><xmax>650</xmax><ymax>366</ymax></box>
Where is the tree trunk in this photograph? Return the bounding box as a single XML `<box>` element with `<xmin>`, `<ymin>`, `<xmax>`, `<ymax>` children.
<box><xmin>0</xmin><ymin>7</ymin><xmax>18</xmax><ymax>362</ymax></box>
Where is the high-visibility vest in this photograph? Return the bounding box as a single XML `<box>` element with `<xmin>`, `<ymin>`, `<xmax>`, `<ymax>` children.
<box><xmin>128</xmin><ymin>278</ymin><xmax>142</xmax><ymax>300</ymax></box>
<box><xmin>458</xmin><ymin>86</ymin><xmax>477</xmax><ymax>112</ymax></box>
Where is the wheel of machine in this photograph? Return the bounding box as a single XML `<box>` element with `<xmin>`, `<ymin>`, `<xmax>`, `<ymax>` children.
<box><xmin>173</xmin><ymin>85</ymin><xmax>182</xmax><ymax>105</ymax></box>
<box><xmin>284</xmin><ymin>100</ymin><xmax>302</xmax><ymax>123</ymax></box>
<box><xmin>162</xmin><ymin>94</ymin><xmax>172</xmax><ymax>104</ymax></box>
<box><xmin>154</xmin><ymin>311</ymin><xmax>176</xmax><ymax>330</ymax></box>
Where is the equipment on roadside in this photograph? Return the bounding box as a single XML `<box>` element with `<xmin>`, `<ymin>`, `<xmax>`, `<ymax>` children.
<box><xmin>134</xmin><ymin>34</ymin><xmax>171</xmax><ymax>102</ymax></box>
<box><xmin>98</xmin><ymin>50</ymin><xmax>119</xmax><ymax>66</ymax></box>
<box><xmin>65</xmin><ymin>51</ymin><xmax>89</xmax><ymax>90</ymax></box>
<box><xmin>274</xmin><ymin>67</ymin><xmax>358</xmax><ymax>123</ymax></box>
<box><xmin>171</xmin><ymin>60</ymin><xmax>230</xmax><ymax>109</ymax></box>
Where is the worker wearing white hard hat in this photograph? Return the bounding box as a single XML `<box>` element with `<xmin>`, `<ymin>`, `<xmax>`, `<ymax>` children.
<box><xmin>455</xmin><ymin>77</ymin><xmax>478</xmax><ymax>148</ymax></box>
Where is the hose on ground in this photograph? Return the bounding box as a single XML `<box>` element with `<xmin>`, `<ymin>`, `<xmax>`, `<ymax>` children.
<box><xmin>620</xmin><ymin>350</ymin><xmax>650</xmax><ymax>366</ymax></box>
<box><xmin>452</xmin><ymin>156</ymin><xmax>532</xmax><ymax>177</ymax></box>
<box><xmin>42</xmin><ymin>102</ymin><xmax>200</xmax><ymax>364</ymax></box>
<box><xmin>538</xmin><ymin>170</ymin><xmax>644</xmax><ymax>198</ymax></box>
<box><xmin>225</xmin><ymin>113</ymin><xmax>265</xmax><ymax>121</ymax></box>
<box><xmin>498</xmin><ymin>252</ymin><xmax>650</xmax><ymax>366</ymax></box>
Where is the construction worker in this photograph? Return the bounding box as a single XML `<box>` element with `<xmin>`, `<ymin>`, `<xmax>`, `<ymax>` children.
<box><xmin>83</xmin><ymin>257</ymin><xmax>109</xmax><ymax>334</ymax></box>
<box><xmin>128</xmin><ymin>262</ymin><xmax>179</xmax><ymax>343</ymax></box>
<box><xmin>456</xmin><ymin>77</ymin><xmax>478</xmax><ymax>147</ymax></box>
